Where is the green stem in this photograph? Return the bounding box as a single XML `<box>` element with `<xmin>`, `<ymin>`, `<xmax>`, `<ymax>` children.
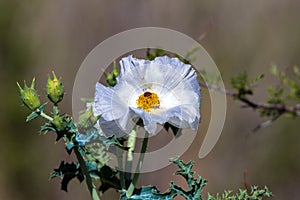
<box><xmin>74</xmin><ymin>146</ymin><xmax>100</xmax><ymax>200</ymax></box>
<box><xmin>125</xmin><ymin>129</ymin><xmax>137</xmax><ymax>182</ymax></box>
<box><xmin>117</xmin><ymin>148</ymin><xmax>126</xmax><ymax>190</ymax></box>
<box><xmin>126</xmin><ymin>131</ymin><xmax>149</xmax><ymax>197</ymax></box>
<box><xmin>127</xmin><ymin>129</ymin><xmax>137</xmax><ymax>162</ymax></box>
<box><xmin>40</xmin><ymin>111</ymin><xmax>53</xmax><ymax>121</ymax></box>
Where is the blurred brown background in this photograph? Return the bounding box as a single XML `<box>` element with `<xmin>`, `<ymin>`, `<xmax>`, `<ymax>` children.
<box><xmin>1</xmin><ymin>0</ymin><xmax>300</xmax><ymax>199</ymax></box>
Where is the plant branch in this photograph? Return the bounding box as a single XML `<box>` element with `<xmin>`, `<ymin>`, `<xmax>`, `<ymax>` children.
<box><xmin>39</xmin><ymin>111</ymin><xmax>54</xmax><ymax>121</ymax></box>
<box><xmin>200</xmin><ymin>81</ymin><xmax>300</xmax><ymax>116</ymax></box>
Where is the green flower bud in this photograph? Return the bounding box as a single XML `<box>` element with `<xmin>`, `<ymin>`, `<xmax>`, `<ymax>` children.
<box><xmin>104</xmin><ymin>61</ymin><xmax>119</xmax><ymax>87</ymax></box>
<box><xmin>17</xmin><ymin>78</ymin><xmax>41</xmax><ymax>110</ymax></box>
<box><xmin>112</xmin><ymin>60</ymin><xmax>119</xmax><ymax>77</ymax></box>
<box><xmin>46</xmin><ymin>71</ymin><xmax>64</xmax><ymax>105</ymax></box>
<box><xmin>78</xmin><ymin>106</ymin><xmax>101</xmax><ymax>129</ymax></box>
<box><xmin>104</xmin><ymin>72</ymin><xmax>117</xmax><ymax>87</ymax></box>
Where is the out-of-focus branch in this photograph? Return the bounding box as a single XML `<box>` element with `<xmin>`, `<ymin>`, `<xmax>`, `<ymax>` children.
<box><xmin>200</xmin><ymin>80</ymin><xmax>300</xmax><ymax>132</ymax></box>
<box><xmin>200</xmin><ymin>80</ymin><xmax>300</xmax><ymax>116</ymax></box>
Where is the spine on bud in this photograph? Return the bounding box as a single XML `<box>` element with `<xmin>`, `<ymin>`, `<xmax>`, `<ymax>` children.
<box><xmin>46</xmin><ymin>71</ymin><xmax>64</xmax><ymax>105</ymax></box>
<box><xmin>17</xmin><ymin>78</ymin><xmax>41</xmax><ymax>110</ymax></box>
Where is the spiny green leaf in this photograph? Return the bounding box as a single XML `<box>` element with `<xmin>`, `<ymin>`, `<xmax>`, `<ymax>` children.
<box><xmin>40</xmin><ymin>123</ymin><xmax>56</xmax><ymax>134</ymax></box>
<box><xmin>99</xmin><ymin>135</ymin><xmax>128</xmax><ymax>150</ymax></box>
<box><xmin>207</xmin><ymin>186</ymin><xmax>272</xmax><ymax>200</ymax></box>
<box><xmin>86</xmin><ymin>142</ymin><xmax>110</xmax><ymax>169</ymax></box>
<box><xmin>26</xmin><ymin>103</ymin><xmax>47</xmax><ymax>122</ymax></box>
<box><xmin>97</xmin><ymin>165</ymin><xmax>121</xmax><ymax>193</ymax></box>
<box><xmin>120</xmin><ymin>186</ymin><xmax>174</xmax><ymax>200</ymax></box>
<box><xmin>65</xmin><ymin>141</ymin><xmax>74</xmax><ymax>154</ymax></box>
<box><xmin>78</xmin><ymin>106</ymin><xmax>101</xmax><ymax>130</ymax></box>
<box><xmin>50</xmin><ymin>161</ymin><xmax>84</xmax><ymax>192</ymax></box>
<box><xmin>26</xmin><ymin>111</ymin><xmax>39</xmax><ymax>122</ymax></box>
<box><xmin>39</xmin><ymin>114</ymin><xmax>77</xmax><ymax>141</ymax></box>
<box><xmin>121</xmin><ymin>158</ymin><xmax>207</xmax><ymax>200</ymax></box>
<box><xmin>50</xmin><ymin>114</ymin><xmax>77</xmax><ymax>141</ymax></box>
<box><xmin>75</xmin><ymin>127</ymin><xmax>127</xmax><ymax>150</ymax></box>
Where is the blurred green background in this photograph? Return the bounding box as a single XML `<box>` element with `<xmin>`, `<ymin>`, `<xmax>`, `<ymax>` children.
<box><xmin>1</xmin><ymin>0</ymin><xmax>300</xmax><ymax>199</ymax></box>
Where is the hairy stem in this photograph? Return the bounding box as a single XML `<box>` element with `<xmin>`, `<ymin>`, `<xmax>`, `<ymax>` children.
<box><xmin>117</xmin><ymin>148</ymin><xmax>126</xmax><ymax>190</ymax></box>
<box><xmin>74</xmin><ymin>146</ymin><xmax>100</xmax><ymax>200</ymax></box>
<box><xmin>124</xmin><ymin>129</ymin><xmax>137</xmax><ymax>183</ymax></box>
<box><xmin>126</xmin><ymin>131</ymin><xmax>149</xmax><ymax>197</ymax></box>
<box><xmin>39</xmin><ymin>111</ymin><xmax>54</xmax><ymax>121</ymax></box>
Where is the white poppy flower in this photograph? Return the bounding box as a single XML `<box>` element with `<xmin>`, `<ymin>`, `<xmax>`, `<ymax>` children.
<box><xmin>92</xmin><ymin>55</ymin><xmax>200</xmax><ymax>136</ymax></box>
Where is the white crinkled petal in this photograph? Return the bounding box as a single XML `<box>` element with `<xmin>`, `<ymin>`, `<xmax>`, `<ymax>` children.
<box><xmin>166</xmin><ymin>105</ymin><xmax>200</xmax><ymax>130</ymax></box>
<box><xmin>120</xmin><ymin>56</ymin><xmax>199</xmax><ymax>98</ymax></box>
<box><xmin>93</xmin><ymin>55</ymin><xmax>200</xmax><ymax>136</ymax></box>
<box><xmin>93</xmin><ymin>82</ymin><xmax>135</xmax><ymax>134</ymax></box>
<box><xmin>97</xmin><ymin>118</ymin><xmax>130</xmax><ymax>137</ymax></box>
<box><xmin>153</xmin><ymin>56</ymin><xmax>198</xmax><ymax>93</ymax></box>
<box><xmin>119</xmin><ymin>55</ymin><xmax>149</xmax><ymax>86</ymax></box>
<box><xmin>130</xmin><ymin>107</ymin><xmax>167</xmax><ymax>134</ymax></box>
<box><xmin>93</xmin><ymin>83</ymin><xmax>122</xmax><ymax>119</ymax></box>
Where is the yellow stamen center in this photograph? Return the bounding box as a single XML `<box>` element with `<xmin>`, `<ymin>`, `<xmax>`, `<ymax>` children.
<box><xmin>136</xmin><ymin>91</ymin><xmax>160</xmax><ymax>112</ymax></box>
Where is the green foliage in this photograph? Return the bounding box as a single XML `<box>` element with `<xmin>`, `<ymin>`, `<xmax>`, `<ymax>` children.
<box><xmin>269</xmin><ymin>65</ymin><xmax>300</xmax><ymax>102</ymax></box>
<box><xmin>146</xmin><ymin>48</ymin><xmax>166</xmax><ymax>60</ymax></box>
<box><xmin>146</xmin><ymin>47</ymin><xmax>200</xmax><ymax>65</ymax></box>
<box><xmin>207</xmin><ymin>186</ymin><xmax>272</xmax><ymax>200</ymax></box>
<box><xmin>199</xmin><ymin>70</ymin><xmax>223</xmax><ymax>85</ymax></box>
<box><xmin>18</xmin><ymin>69</ymin><xmax>274</xmax><ymax>200</ymax></box>
<box><xmin>258</xmin><ymin>65</ymin><xmax>300</xmax><ymax>118</ymax></box>
<box><xmin>105</xmin><ymin>60</ymin><xmax>119</xmax><ymax>87</ymax></box>
<box><xmin>86</xmin><ymin>142</ymin><xmax>111</xmax><ymax>169</ymax></box>
<box><xmin>40</xmin><ymin>111</ymin><xmax>77</xmax><ymax>141</ymax></box>
<box><xmin>120</xmin><ymin>186</ymin><xmax>172</xmax><ymax>200</ymax></box>
<box><xmin>75</xmin><ymin>127</ymin><xmax>128</xmax><ymax>151</ymax></box>
<box><xmin>120</xmin><ymin>157</ymin><xmax>207</xmax><ymax>200</ymax></box>
<box><xmin>26</xmin><ymin>103</ymin><xmax>47</xmax><ymax>122</ymax></box>
<box><xmin>260</xmin><ymin>86</ymin><xmax>284</xmax><ymax>117</ymax></box>
<box><xmin>17</xmin><ymin>72</ymin><xmax>121</xmax><ymax>199</ymax></box>
<box><xmin>78</xmin><ymin>106</ymin><xmax>101</xmax><ymax>130</ymax></box>
<box><xmin>97</xmin><ymin>165</ymin><xmax>122</xmax><ymax>193</ymax></box>
<box><xmin>50</xmin><ymin>161</ymin><xmax>84</xmax><ymax>192</ymax></box>
<box><xmin>168</xmin><ymin>157</ymin><xmax>207</xmax><ymax>199</ymax></box>
<box><xmin>183</xmin><ymin>46</ymin><xmax>201</xmax><ymax>63</ymax></box>
<box><xmin>230</xmin><ymin>72</ymin><xmax>264</xmax><ymax>99</ymax></box>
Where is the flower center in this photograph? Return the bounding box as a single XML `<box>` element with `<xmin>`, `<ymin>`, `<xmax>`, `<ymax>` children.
<box><xmin>136</xmin><ymin>91</ymin><xmax>160</xmax><ymax>112</ymax></box>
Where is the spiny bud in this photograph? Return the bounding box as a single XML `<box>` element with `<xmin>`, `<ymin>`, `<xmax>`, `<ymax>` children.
<box><xmin>104</xmin><ymin>61</ymin><xmax>119</xmax><ymax>87</ymax></box>
<box><xmin>46</xmin><ymin>71</ymin><xmax>64</xmax><ymax>105</ymax></box>
<box><xmin>17</xmin><ymin>78</ymin><xmax>41</xmax><ymax>111</ymax></box>
<box><xmin>112</xmin><ymin>60</ymin><xmax>119</xmax><ymax>77</ymax></box>
<box><xmin>78</xmin><ymin>106</ymin><xmax>101</xmax><ymax>129</ymax></box>
<box><xmin>104</xmin><ymin>72</ymin><xmax>117</xmax><ymax>87</ymax></box>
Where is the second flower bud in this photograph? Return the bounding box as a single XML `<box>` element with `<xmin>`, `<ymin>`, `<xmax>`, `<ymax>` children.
<box><xmin>46</xmin><ymin>71</ymin><xmax>64</xmax><ymax>105</ymax></box>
